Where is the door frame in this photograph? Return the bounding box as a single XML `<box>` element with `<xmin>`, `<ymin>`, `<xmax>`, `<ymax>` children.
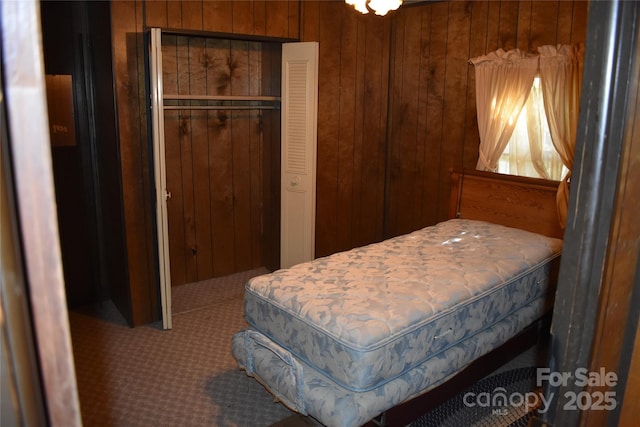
<box><xmin>1</xmin><ymin>0</ymin><xmax>82</xmax><ymax>424</ymax></box>
<box><xmin>543</xmin><ymin>0</ymin><xmax>640</xmax><ymax>425</ymax></box>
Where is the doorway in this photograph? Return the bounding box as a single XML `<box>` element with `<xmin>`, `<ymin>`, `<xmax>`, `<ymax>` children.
<box><xmin>40</xmin><ymin>1</ymin><xmax>130</xmax><ymax>321</ymax></box>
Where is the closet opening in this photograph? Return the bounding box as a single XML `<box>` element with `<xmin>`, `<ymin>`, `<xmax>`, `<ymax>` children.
<box><xmin>150</xmin><ymin>31</ymin><xmax>283</xmax><ymax>322</ymax></box>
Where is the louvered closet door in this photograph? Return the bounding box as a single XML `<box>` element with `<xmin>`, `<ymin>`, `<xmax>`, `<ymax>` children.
<box><xmin>281</xmin><ymin>42</ymin><xmax>319</xmax><ymax>269</ymax></box>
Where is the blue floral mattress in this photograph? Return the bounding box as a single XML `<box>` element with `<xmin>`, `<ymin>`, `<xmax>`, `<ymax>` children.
<box><xmin>232</xmin><ymin>295</ymin><xmax>550</xmax><ymax>427</ymax></box>
<box><xmin>232</xmin><ymin>219</ymin><xmax>562</xmax><ymax>426</ymax></box>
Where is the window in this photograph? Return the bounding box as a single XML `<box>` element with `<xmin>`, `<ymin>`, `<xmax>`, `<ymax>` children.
<box><xmin>497</xmin><ymin>77</ymin><xmax>568</xmax><ymax>181</ymax></box>
<box><xmin>470</xmin><ymin>44</ymin><xmax>583</xmax><ymax>226</ymax></box>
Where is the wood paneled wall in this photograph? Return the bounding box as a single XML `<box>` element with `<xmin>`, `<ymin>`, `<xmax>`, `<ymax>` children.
<box><xmin>384</xmin><ymin>0</ymin><xmax>589</xmax><ymax>238</ymax></box>
<box><xmin>298</xmin><ymin>0</ymin><xmax>588</xmax><ymax>254</ymax></box>
<box><xmin>300</xmin><ymin>1</ymin><xmax>392</xmax><ymax>257</ymax></box>
<box><xmin>110</xmin><ymin>0</ymin><xmax>588</xmax><ymax>325</ymax></box>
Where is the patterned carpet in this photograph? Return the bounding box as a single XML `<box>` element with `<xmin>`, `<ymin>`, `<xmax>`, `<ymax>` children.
<box><xmin>69</xmin><ymin>268</ymin><xmax>295</xmax><ymax>427</ymax></box>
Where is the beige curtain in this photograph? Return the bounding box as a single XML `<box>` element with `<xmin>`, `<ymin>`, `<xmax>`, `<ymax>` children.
<box><xmin>470</xmin><ymin>49</ymin><xmax>539</xmax><ymax>171</ymax></box>
<box><xmin>538</xmin><ymin>44</ymin><xmax>584</xmax><ymax>227</ymax></box>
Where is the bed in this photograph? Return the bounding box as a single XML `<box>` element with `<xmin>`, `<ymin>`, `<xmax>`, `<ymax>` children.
<box><xmin>232</xmin><ymin>169</ymin><xmax>564</xmax><ymax>427</ymax></box>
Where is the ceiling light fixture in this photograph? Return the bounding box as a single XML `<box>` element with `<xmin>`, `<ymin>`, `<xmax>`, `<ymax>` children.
<box><xmin>345</xmin><ymin>0</ymin><xmax>403</xmax><ymax>16</ymax></box>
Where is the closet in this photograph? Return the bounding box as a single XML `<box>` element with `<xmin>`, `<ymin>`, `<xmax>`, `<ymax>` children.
<box><xmin>149</xmin><ymin>29</ymin><xmax>318</xmax><ymax>329</ymax></box>
<box><xmin>149</xmin><ymin>30</ymin><xmax>283</xmax><ymax>326</ymax></box>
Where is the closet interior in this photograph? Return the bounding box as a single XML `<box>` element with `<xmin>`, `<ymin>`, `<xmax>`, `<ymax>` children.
<box><xmin>157</xmin><ymin>32</ymin><xmax>283</xmax><ymax>289</ymax></box>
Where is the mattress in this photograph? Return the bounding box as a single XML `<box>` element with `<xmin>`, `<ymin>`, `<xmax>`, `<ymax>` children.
<box><xmin>232</xmin><ymin>295</ymin><xmax>553</xmax><ymax>427</ymax></box>
<box><xmin>242</xmin><ymin>219</ymin><xmax>562</xmax><ymax>393</ymax></box>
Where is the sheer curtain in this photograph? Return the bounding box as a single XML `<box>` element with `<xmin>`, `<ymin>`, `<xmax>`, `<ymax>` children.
<box><xmin>469</xmin><ymin>49</ymin><xmax>539</xmax><ymax>171</ymax></box>
<box><xmin>538</xmin><ymin>44</ymin><xmax>584</xmax><ymax>227</ymax></box>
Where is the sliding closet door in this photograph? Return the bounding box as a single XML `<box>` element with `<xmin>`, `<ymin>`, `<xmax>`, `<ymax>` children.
<box><xmin>281</xmin><ymin>42</ymin><xmax>319</xmax><ymax>269</ymax></box>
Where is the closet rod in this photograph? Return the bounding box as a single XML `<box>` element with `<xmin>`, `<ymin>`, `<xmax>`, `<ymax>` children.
<box><xmin>163</xmin><ymin>105</ymin><xmax>279</xmax><ymax>111</ymax></box>
<box><xmin>163</xmin><ymin>94</ymin><xmax>281</xmax><ymax>102</ymax></box>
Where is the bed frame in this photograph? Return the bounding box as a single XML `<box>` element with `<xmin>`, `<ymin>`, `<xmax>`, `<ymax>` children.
<box><xmin>362</xmin><ymin>168</ymin><xmax>564</xmax><ymax>426</ymax></box>
<box><xmin>263</xmin><ymin>169</ymin><xmax>564</xmax><ymax>427</ymax></box>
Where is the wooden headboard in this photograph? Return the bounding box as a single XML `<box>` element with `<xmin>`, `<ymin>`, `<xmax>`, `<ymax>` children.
<box><xmin>449</xmin><ymin>169</ymin><xmax>565</xmax><ymax>239</ymax></box>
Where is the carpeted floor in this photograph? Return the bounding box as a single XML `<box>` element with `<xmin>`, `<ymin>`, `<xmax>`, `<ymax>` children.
<box><xmin>70</xmin><ymin>267</ymin><xmax>547</xmax><ymax>427</ymax></box>
<box><xmin>69</xmin><ymin>267</ymin><xmax>295</xmax><ymax>427</ymax></box>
